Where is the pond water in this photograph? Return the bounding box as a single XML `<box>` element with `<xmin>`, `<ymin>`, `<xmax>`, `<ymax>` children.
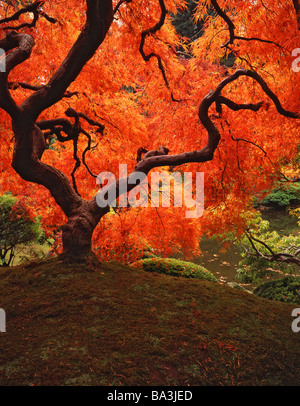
<box><xmin>193</xmin><ymin>207</ymin><xmax>299</xmax><ymax>290</ymax></box>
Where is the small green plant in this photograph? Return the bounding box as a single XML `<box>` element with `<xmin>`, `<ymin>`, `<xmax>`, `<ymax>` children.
<box><xmin>140</xmin><ymin>257</ymin><xmax>218</xmax><ymax>282</ymax></box>
<box><xmin>253</xmin><ymin>276</ymin><xmax>300</xmax><ymax>305</ymax></box>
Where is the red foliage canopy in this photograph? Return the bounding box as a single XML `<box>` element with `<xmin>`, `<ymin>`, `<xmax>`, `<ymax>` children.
<box><xmin>0</xmin><ymin>0</ymin><xmax>298</xmax><ymax>263</ymax></box>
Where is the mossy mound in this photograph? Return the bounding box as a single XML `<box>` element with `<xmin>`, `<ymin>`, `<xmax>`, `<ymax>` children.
<box><xmin>140</xmin><ymin>257</ymin><xmax>218</xmax><ymax>283</ymax></box>
<box><xmin>0</xmin><ymin>258</ymin><xmax>300</xmax><ymax>385</ymax></box>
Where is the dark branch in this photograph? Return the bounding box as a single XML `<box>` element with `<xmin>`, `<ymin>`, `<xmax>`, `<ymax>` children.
<box><xmin>0</xmin><ymin>1</ymin><xmax>57</xmax><ymax>31</ymax></box>
<box><xmin>244</xmin><ymin>230</ymin><xmax>300</xmax><ymax>267</ymax></box>
<box><xmin>96</xmin><ymin>68</ymin><xmax>299</xmax><ymax>209</ymax></box>
<box><xmin>211</xmin><ymin>0</ymin><xmax>281</xmax><ymax>48</ymax></box>
<box><xmin>231</xmin><ymin>135</ymin><xmax>268</xmax><ymax>156</ymax></box>
<box><xmin>65</xmin><ymin>107</ymin><xmax>105</xmax><ymax>134</ymax></box>
<box><xmin>0</xmin><ymin>30</ymin><xmax>35</xmax><ymax>73</ymax></box>
<box><xmin>0</xmin><ymin>1</ymin><xmax>44</xmax><ymax>24</ymax></box>
<box><xmin>70</xmin><ymin>113</ymin><xmax>81</xmax><ymax>196</ymax></box>
<box><xmin>8</xmin><ymin>82</ymin><xmax>79</xmax><ymax>99</ymax></box>
<box><xmin>211</xmin><ymin>0</ymin><xmax>235</xmax><ymax>45</ymax></box>
<box><xmin>233</xmin><ymin>35</ymin><xmax>277</xmax><ymax>46</ymax></box>
<box><xmin>139</xmin><ymin>0</ymin><xmax>181</xmax><ymax>102</ymax></box>
<box><xmin>113</xmin><ymin>0</ymin><xmax>132</xmax><ymax>15</ymax></box>
<box><xmin>37</xmin><ymin>109</ymin><xmax>104</xmax><ymax>192</ymax></box>
<box><xmin>216</xmin><ymin>95</ymin><xmax>265</xmax><ymax>113</ymax></box>
<box><xmin>80</xmin><ymin>127</ymin><xmax>98</xmax><ymax>178</ymax></box>
<box><xmin>0</xmin><ymin>30</ymin><xmax>35</xmax><ymax>118</ymax></box>
<box><xmin>36</xmin><ymin>118</ymin><xmax>75</xmax><ymax>142</ymax></box>
<box><xmin>139</xmin><ymin>0</ymin><xmax>167</xmax><ymax>60</ymax></box>
<box><xmin>0</xmin><ymin>1</ymin><xmax>114</xmax><ymax>221</ymax></box>
<box><xmin>213</xmin><ymin>69</ymin><xmax>299</xmax><ymax>119</ymax></box>
<box><xmin>20</xmin><ymin>0</ymin><xmax>114</xmax><ymax>119</ymax></box>
<box><xmin>245</xmin><ymin>230</ymin><xmax>275</xmax><ymax>256</ymax></box>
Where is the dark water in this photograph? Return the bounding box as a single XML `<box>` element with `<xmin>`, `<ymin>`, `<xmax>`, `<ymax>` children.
<box><xmin>193</xmin><ymin>207</ymin><xmax>299</xmax><ymax>288</ymax></box>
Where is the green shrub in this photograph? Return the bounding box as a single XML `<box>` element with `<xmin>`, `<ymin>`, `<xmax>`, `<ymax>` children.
<box><xmin>236</xmin><ymin>266</ymin><xmax>271</xmax><ymax>284</ymax></box>
<box><xmin>141</xmin><ymin>257</ymin><xmax>218</xmax><ymax>282</ymax></box>
<box><xmin>235</xmin><ymin>212</ymin><xmax>300</xmax><ymax>282</ymax></box>
<box><xmin>0</xmin><ymin>193</ymin><xmax>46</xmax><ymax>266</ymax></box>
<box><xmin>253</xmin><ymin>276</ymin><xmax>300</xmax><ymax>305</ymax></box>
<box><xmin>258</xmin><ymin>183</ymin><xmax>300</xmax><ymax>207</ymax></box>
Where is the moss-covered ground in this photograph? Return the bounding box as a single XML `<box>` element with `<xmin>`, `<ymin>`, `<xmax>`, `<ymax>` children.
<box><xmin>0</xmin><ymin>258</ymin><xmax>299</xmax><ymax>385</ymax></box>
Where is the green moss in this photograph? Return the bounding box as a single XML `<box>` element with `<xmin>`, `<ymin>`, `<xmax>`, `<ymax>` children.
<box><xmin>140</xmin><ymin>257</ymin><xmax>218</xmax><ymax>282</ymax></box>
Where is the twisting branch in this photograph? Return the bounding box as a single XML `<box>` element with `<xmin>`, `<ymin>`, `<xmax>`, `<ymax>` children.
<box><xmin>212</xmin><ymin>70</ymin><xmax>298</xmax><ymax>175</ymax></box>
<box><xmin>231</xmin><ymin>135</ymin><xmax>268</xmax><ymax>156</ymax></box>
<box><xmin>139</xmin><ymin>0</ymin><xmax>180</xmax><ymax>102</ymax></box>
<box><xmin>212</xmin><ymin>69</ymin><xmax>299</xmax><ymax>119</ymax></box>
<box><xmin>0</xmin><ymin>1</ymin><xmax>43</xmax><ymax>25</ymax></box>
<box><xmin>36</xmin><ymin>117</ymin><xmax>75</xmax><ymax>142</ymax></box>
<box><xmin>0</xmin><ymin>30</ymin><xmax>35</xmax><ymax>119</ymax></box>
<box><xmin>211</xmin><ymin>0</ymin><xmax>235</xmax><ymax>45</ymax></box>
<box><xmin>70</xmin><ymin>112</ymin><xmax>81</xmax><ymax>196</ymax></box>
<box><xmin>81</xmin><ymin>127</ymin><xmax>99</xmax><ymax>179</ymax></box>
<box><xmin>37</xmin><ymin>113</ymin><xmax>80</xmax><ymax>195</ymax></box>
<box><xmin>139</xmin><ymin>0</ymin><xmax>167</xmax><ymax>61</ymax></box>
<box><xmin>113</xmin><ymin>0</ymin><xmax>132</xmax><ymax>15</ymax></box>
<box><xmin>20</xmin><ymin>0</ymin><xmax>114</xmax><ymax>120</ymax></box>
<box><xmin>96</xmin><ymin>68</ymin><xmax>299</xmax><ymax>208</ymax></box>
<box><xmin>211</xmin><ymin>0</ymin><xmax>281</xmax><ymax>48</ymax></box>
<box><xmin>37</xmin><ymin>108</ymin><xmax>104</xmax><ymax>195</ymax></box>
<box><xmin>245</xmin><ymin>229</ymin><xmax>275</xmax><ymax>256</ymax></box>
<box><xmin>0</xmin><ymin>1</ymin><xmax>57</xmax><ymax>31</ymax></box>
<box><xmin>65</xmin><ymin>108</ymin><xmax>105</xmax><ymax>134</ymax></box>
<box><xmin>244</xmin><ymin>230</ymin><xmax>300</xmax><ymax>267</ymax></box>
<box><xmin>0</xmin><ymin>0</ymin><xmax>114</xmax><ymax>221</ymax></box>
<box><xmin>65</xmin><ymin>108</ymin><xmax>104</xmax><ymax>188</ymax></box>
<box><xmin>8</xmin><ymin>82</ymin><xmax>79</xmax><ymax>99</ymax></box>
<box><xmin>215</xmin><ymin>96</ymin><xmax>265</xmax><ymax>114</ymax></box>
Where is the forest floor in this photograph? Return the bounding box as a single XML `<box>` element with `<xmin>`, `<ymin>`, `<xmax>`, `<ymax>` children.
<box><xmin>0</xmin><ymin>258</ymin><xmax>299</xmax><ymax>386</ymax></box>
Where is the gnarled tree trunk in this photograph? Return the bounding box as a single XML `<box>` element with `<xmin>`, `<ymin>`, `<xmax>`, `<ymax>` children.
<box><xmin>60</xmin><ymin>203</ymin><xmax>108</xmax><ymax>268</ymax></box>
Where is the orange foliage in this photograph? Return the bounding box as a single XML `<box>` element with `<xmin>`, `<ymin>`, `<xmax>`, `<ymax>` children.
<box><xmin>0</xmin><ymin>0</ymin><xmax>299</xmax><ymax>262</ymax></box>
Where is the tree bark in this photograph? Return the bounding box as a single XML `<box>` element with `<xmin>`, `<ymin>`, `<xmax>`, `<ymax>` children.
<box><xmin>10</xmin><ymin>115</ymin><xmax>111</xmax><ymax>267</ymax></box>
<box><xmin>60</xmin><ymin>208</ymin><xmax>101</xmax><ymax>269</ymax></box>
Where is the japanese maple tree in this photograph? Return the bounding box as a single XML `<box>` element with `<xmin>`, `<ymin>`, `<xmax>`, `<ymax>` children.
<box><xmin>0</xmin><ymin>0</ymin><xmax>298</xmax><ymax>266</ymax></box>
